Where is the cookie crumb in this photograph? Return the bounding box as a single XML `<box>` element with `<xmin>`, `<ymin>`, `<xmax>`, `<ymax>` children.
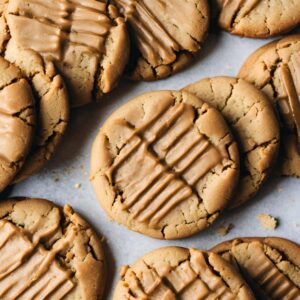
<box><xmin>217</xmin><ymin>224</ymin><xmax>233</xmax><ymax>236</ymax></box>
<box><xmin>53</xmin><ymin>176</ymin><xmax>60</xmax><ymax>182</ymax></box>
<box><xmin>257</xmin><ymin>214</ymin><xmax>278</xmax><ymax>230</ymax></box>
<box><xmin>80</xmin><ymin>164</ymin><xmax>88</xmax><ymax>176</ymax></box>
<box><xmin>74</xmin><ymin>183</ymin><xmax>81</xmax><ymax>189</ymax></box>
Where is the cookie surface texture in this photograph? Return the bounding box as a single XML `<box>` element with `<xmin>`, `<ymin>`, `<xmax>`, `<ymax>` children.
<box><xmin>239</xmin><ymin>35</ymin><xmax>300</xmax><ymax>177</ymax></box>
<box><xmin>113</xmin><ymin>0</ymin><xmax>209</xmax><ymax>81</ymax></box>
<box><xmin>184</xmin><ymin>77</ymin><xmax>280</xmax><ymax>208</ymax></box>
<box><xmin>2</xmin><ymin>0</ymin><xmax>129</xmax><ymax>107</ymax></box>
<box><xmin>91</xmin><ymin>90</ymin><xmax>239</xmax><ymax>239</ymax></box>
<box><xmin>113</xmin><ymin>246</ymin><xmax>255</xmax><ymax>299</ymax></box>
<box><xmin>0</xmin><ymin>198</ymin><xmax>106</xmax><ymax>299</ymax></box>
<box><xmin>218</xmin><ymin>0</ymin><xmax>300</xmax><ymax>38</ymax></box>
<box><xmin>212</xmin><ymin>237</ymin><xmax>300</xmax><ymax>299</ymax></box>
<box><xmin>0</xmin><ymin>5</ymin><xmax>70</xmax><ymax>181</ymax></box>
<box><xmin>0</xmin><ymin>57</ymin><xmax>35</xmax><ymax>192</ymax></box>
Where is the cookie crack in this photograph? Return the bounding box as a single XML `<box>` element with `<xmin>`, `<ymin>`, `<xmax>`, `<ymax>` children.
<box><xmin>204</xmin><ymin>252</ymin><xmax>246</xmax><ymax>296</ymax></box>
<box><xmin>264</xmin><ymin>245</ymin><xmax>300</xmax><ymax>289</ymax></box>
<box><xmin>229</xmin><ymin>0</ymin><xmax>261</xmax><ymax>30</ymax></box>
<box><xmin>13</xmin><ymin>105</ymin><xmax>35</xmax><ymax>127</ymax></box>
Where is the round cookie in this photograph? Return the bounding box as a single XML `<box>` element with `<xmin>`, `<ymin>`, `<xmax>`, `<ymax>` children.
<box><xmin>217</xmin><ymin>0</ymin><xmax>300</xmax><ymax>38</ymax></box>
<box><xmin>212</xmin><ymin>237</ymin><xmax>300</xmax><ymax>299</ymax></box>
<box><xmin>113</xmin><ymin>246</ymin><xmax>255</xmax><ymax>299</ymax></box>
<box><xmin>0</xmin><ymin>7</ymin><xmax>70</xmax><ymax>182</ymax></box>
<box><xmin>239</xmin><ymin>35</ymin><xmax>300</xmax><ymax>177</ymax></box>
<box><xmin>0</xmin><ymin>57</ymin><xmax>35</xmax><ymax>192</ymax></box>
<box><xmin>91</xmin><ymin>90</ymin><xmax>239</xmax><ymax>239</ymax></box>
<box><xmin>0</xmin><ymin>198</ymin><xmax>106</xmax><ymax>299</ymax></box>
<box><xmin>183</xmin><ymin>77</ymin><xmax>280</xmax><ymax>208</ymax></box>
<box><xmin>112</xmin><ymin>0</ymin><xmax>209</xmax><ymax>81</ymax></box>
<box><xmin>1</xmin><ymin>0</ymin><xmax>129</xmax><ymax>107</ymax></box>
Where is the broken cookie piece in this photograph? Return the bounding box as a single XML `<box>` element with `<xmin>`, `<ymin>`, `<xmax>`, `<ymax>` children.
<box><xmin>0</xmin><ymin>198</ymin><xmax>106</xmax><ymax>299</ymax></box>
<box><xmin>113</xmin><ymin>246</ymin><xmax>255</xmax><ymax>299</ymax></box>
<box><xmin>257</xmin><ymin>214</ymin><xmax>278</xmax><ymax>230</ymax></box>
<box><xmin>212</xmin><ymin>237</ymin><xmax>300</xmax><ymax>299</ymax></box>
<box><xmin>91</xmin><ymin>90</ymin><xmax>239</xmax><ymax>239</ymax></box>
<box><xmin>0</xmin><ymin>57</ymin><xmax>35</xmax><ymax>192</ymax></box>
<box><xmin>217</xmin><ymin>223</ymin><xmax>234</xmax><ymax>237</ymax></box>
<box><xmin>183</xmin><ymin>76</ymin><xmax>280</xmax><ymax>208</ymax></box>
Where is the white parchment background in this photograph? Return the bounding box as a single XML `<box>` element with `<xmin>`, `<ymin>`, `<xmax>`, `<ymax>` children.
<box><xmin>11</xmin><ymin>28</ymin><xmax>300</xmax><ymax>299</ymax></box>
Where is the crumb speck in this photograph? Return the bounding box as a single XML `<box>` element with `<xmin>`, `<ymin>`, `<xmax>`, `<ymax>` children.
<box><xmin>80</xmin><ymin>164</ymin><xmax>88</xmax><ymax>176</ymax></box>
<box><xmin>217</xmin><ymin>224</ymin><xmax>233</xmax><ymax>237</ymax></box>
<box><xmin>257</xmin><ymin>214</ymin><xmax>278</xmax><ymax>230</ymax></box>
<box><xmin>74</xmin><ymin>183</ymin><xmax>81</xmax><ymax>189</ymax></box>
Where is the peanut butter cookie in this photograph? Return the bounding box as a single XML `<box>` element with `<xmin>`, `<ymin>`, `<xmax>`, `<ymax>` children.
<box><xmin>212</xmin><ymin>237</ymin><xmax>300</xmax><ymax>299</ymax></box>
<box><xmin>113</xmin><ymin>246</ymin><xmax>255</xmax><ymax>299</ymax></box>
<box><xmin>239</xmin><ymin>35</ymin><xmax>300</xmax><ymax>177</ymax></box>
<box><xmin>0</xmin><ymin>198</ymin><xmax>106</xmax><ymax>299</ymax></box>
<box><xmin>217</xmin><ymin>0</ymin><xmax>300</xmax><ymax>38</ymax></box>
<box><xmin>112</xmin><ymin>0</ymin><xmax>209</xmax><ymax>81</ymax></box>
<box><xmin>91</xmin><ymin>91</ymin><xmax>239</xmax><ymax>239</ymax></box>
<box><xmin>0</xmin><ymin>57</ymin><xmax>35</xmax><ymax>192</ymax></box>
<box><xmin>0</xmin><ymin>3</ymin><xmax>70</xmax><ymax>181</ymax></box>
<box><xmin>1</xmin><ymin>0</ymin><xmax>129</xmax><ymax>107</ymax></box>
<box><xmin>184</xmin><ymin>77</ymin><xmax>280</xmax><ymax>208</ymax></box>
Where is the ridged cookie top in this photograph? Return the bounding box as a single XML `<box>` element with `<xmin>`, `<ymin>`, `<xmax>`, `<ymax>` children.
<box><xmin>91</xmin><ymin>91</ymin><xmax>239</xmax><ymax>239</ymax></box>
<box><xmin>218</xmin><ymin>0</ymin><xmax>300</xmax><ymax>38</ymax></box>
<box><xmin>113</xmin><ymin>247</ymin><xmax>255</xmax><ymax>299</ymax></box>
<box><xmin>0</xmin><ymin>2</ymin><xmax>70</xmax><ymax>181</ymax></box>
<box><xmin>0</xmin><ymin>198</ymin><xmax>106</xmax><ymax>300</ymax></box>
<box><xmin>113</xmin><ymin>0</ymin><xmax>209</xmax><ymax>80</ymax></box>
<box><xmin>184</xmin><ymin>77</ymin><xmax>280</xmax><ymax>208</ymax></box>
<box><xmin>0</xmin><ymin>57</ymin><xmax>35</xmax><ymax>192</ymax></box>
<box><xmin>239</xmin><ymin>34</ymin><xmax>300</xmax><ymax>176</ymax></box>
<box><xmin>3</xmin><ymin>0</ymin><xmax>129</xmax><ymax>106</ymax></box>
<box><xmin>212</xmin><ymin>237</ymin><xmax>300</xmax><ymax>299</ymax></box>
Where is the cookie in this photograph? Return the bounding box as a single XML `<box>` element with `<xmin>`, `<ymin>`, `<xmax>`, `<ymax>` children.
<box><xmin>0</xmin><ymin>7</ymin><xmax>70</xmax><ymax>182</ymax></box>
<box><xmin>1</xmin><ymin>0</ymin><xmax>129</xmax><ymax>107</ymax></box>
<box><xmin>0</xmin><ymin>198</ymin><xmax>106</xmax><ymax>299</ymax></box>
<box><xmin>217</xmin><ymin>0</ymin><xmax>300</xmax><ymax>38</ymax></box>
<box><xmin>212</xmin><ymin>237</ymin><xmax>300</xmax><ymax>299</ymax></box>
<box><xmin>239</xmin><ymin>35</ymin><xmax>300</xmax><ymax>177</ymax></box>
<box><xmin>184</xmin><ymin>77</ymin><xmax>280</xmax><ymax>208</ymax></box>
<box><xmin>112</xmin><ymin>0</ymin><xmax>209</xmax><ymax>81</ymax></box>
<box><xmin>0</xmin><ymin>57</ymin><xmax>35</xmax><ymax>192</ymax></box>
<box><xmin>91</xmin><ymin>90</ymin><xmax>239</xmax><ymax>239</ymax></box>
<box><xmin>113</xmin><ymin>246</ymin><xmax>255</xmax><ymax>299</ymax></box>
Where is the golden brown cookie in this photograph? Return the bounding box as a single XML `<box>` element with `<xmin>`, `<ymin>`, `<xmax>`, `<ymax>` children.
<box><xmin>212</xmin><ymin>237</ymin><xmax>300</xmax><ymax>299</ymax></box>
<box><xmin>184</xmin><ymin>77</ymin><xmax>280</xmax><ymax>208</ymax></box>
<box><xmin>0</xmin><ymin>4</ymin><xmax>70</xmax><ymax>181</ymax></box>
<box><xmin>112</xmin><ymin>0</ymin><xmax>209</xmax><ymax>81</ymax></box>
<box><xmin>239</xmin><ymin>34</ymin><xmax>300</xmax><ymax>177</ymax></box>
<box><xmin>113</xmin><ymin>246</ymin><xmax>255</xmax><ymax>299</ymax></box>
<box><xmin>0</xmin><ymin>57</ymin><xmax>35</xmax><ymax>192</ymax></box>
<box><xmin>1</xmin><ymin>0</ymin><xmax>129</xmax><ymax>107</ymax></box>
<box><xmin>0</xmin><ymin>198</ymin><xmax>106</xmax><ymax>299</ymax></box>
<box><xmin>91</xmin><ymin>90</ymin><xmax>239</xmax><ymax>239</ymax></box>
<box><xmin>217</xmin><ymin>0</ymin><xmax>300</xmax><ymax>38</ymax></box>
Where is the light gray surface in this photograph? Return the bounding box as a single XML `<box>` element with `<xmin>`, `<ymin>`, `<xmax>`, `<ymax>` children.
<box><xmin>11</xmin><ymin>30</ymin><xmax>300</xmax><ymax>299</ymax></box>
